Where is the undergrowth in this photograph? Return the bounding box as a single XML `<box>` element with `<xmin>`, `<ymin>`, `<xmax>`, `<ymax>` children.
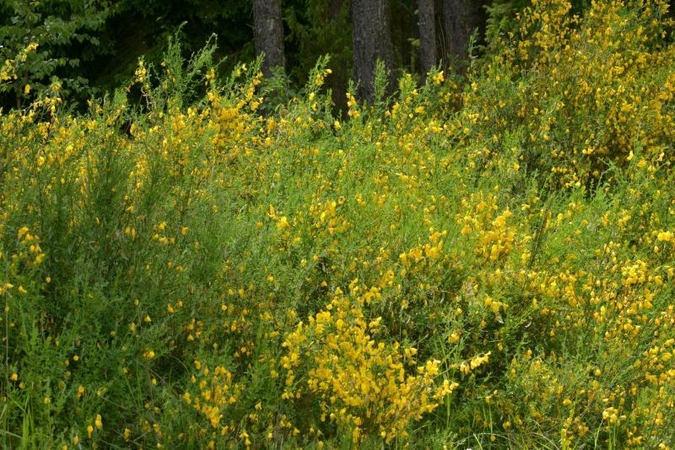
<box><xmin>1</xmin><ymin>1</ymin><xmax>674</xmax><ymax>448</ymax></box>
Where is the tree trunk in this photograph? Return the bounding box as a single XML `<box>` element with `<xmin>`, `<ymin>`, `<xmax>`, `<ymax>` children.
<box><xmin>442</xmin><ymin>0</ymin><xmax>485</xmax><ymax>67</ymax></box>
<box><xmin>351</xmin><ymin>0</ymin><xmax>395</xmax><ymax>102</ymax></box>
<box><xmin>328</xmin><ymin>0</ymin><xmax>344</xmax><ymax>19</ymax></box>
<box><xmin>252</xmin><ymin>0</ymin><xmax>285</xmax><ymax>77</ymax></box>
<box><xmin>418</xmin><ymin>0</ymin><xmax>437</xmax><ymax>82</ymax></box>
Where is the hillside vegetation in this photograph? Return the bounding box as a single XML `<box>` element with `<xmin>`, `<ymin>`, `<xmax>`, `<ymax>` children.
<box><xmin>1</xmin><ymin>1</ymin><xmax>674</xmax><ymax>448</ymax></box>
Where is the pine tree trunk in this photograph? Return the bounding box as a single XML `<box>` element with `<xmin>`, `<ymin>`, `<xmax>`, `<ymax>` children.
<box><xmin>351</xmin><ymin>0</ymin><xmax>395</xmax><ymax>102</ymax></box>
<box><xmin>253</xmin><ymin>0</ymin><xmax>285</xmax><ymax>77</ymax></box>
<box><xmin>442</xmin><ymin>0</ymin><xmax>485</xmax><ymax>66</ymax></box>
<box><xmin>418</xmin><ymin>0</ymin><xmax>437</xmax><ymax>82</ymax></box>
<box><xmin>328</xmin><ymin>0</ymin><xmax>344</xmax><ymax>19</ymax></box>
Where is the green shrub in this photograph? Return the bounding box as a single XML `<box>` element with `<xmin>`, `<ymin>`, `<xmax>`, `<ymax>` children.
<box><xmin>1</xmin><ymin>2</ymin><xmax>674</xmax><ymax>448</ymax></box>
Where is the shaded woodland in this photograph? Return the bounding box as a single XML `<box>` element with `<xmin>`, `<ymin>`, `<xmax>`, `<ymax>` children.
<box><xmin>1</xmin><ymin>0</ymin><xmax>548</xmax><ymax>110</ymax></box>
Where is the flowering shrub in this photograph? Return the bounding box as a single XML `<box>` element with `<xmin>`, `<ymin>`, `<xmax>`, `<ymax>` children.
<box><xmin>462</xmin><ymin>0</ymin><xmax>675</xmax><ymax>189</ymax></box>
<box><xmin>281</xmin><ymin>285</ymin><xmax>457</xmax><ymax>444</ymax></box>
<box><xmin>1</xmin><ymin>1</ymin><xmax>674</xmax><ymax>448</ymax></box>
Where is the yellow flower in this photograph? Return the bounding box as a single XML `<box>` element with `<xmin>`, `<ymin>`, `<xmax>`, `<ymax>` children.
<box><xmin>17</xmin><ymin>226</ymin><xmax>29</xmax><ymax>240</ymax></box>
<box><xmin>277</xmin><ymin>216</ymin><xmax>289</xmax><ymax>230</ymax></box>
<box><xmin>657</xmin><ymin>231</ymin><xmax>672</xmax><ymax>242</ymax></box>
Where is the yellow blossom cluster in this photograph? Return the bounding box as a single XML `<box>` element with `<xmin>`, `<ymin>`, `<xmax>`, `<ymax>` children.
<box><xmin>463</xmin><ymin>0</ymin><xmax>675</xmax><ymax>188</ymax></box>
<box><xmin>281</xmin><ymin>286</ymin><xmax>457</xmax><ymax>444</ymax></box>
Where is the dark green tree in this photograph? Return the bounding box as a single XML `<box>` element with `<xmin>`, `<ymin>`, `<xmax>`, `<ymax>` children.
<box><xmin>0</xmin><ymin>0</ymin><xmax>113</xmax><ymax>109</ymax></box>
<box><xmin>285</xmin><ymin>0</ymin><xmax>352</xmax><ymax>108</ymax></box>
<box><xmin>86</xmin><ymin>0</ymin><xmax>252</xmax><ymax>93</ymax></box>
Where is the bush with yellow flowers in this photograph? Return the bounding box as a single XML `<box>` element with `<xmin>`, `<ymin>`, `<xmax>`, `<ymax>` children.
<box><xmin>279</xmin><ymin>285</ymin><xmax>458</xmax><ymax>445</ymax></box>
<box><xmin>460</xmin><ymin>0</ymin><xmax>675</xmax><ymax>190</ymax></box>
<box><xmin>1</xmin><ymin>1</ymin><xmax>674</xmax><ymax>448</ymax></box>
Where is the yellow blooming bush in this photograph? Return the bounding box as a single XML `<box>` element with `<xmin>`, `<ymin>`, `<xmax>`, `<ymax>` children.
<box><xmin>1</xmin><ymin>2</ymin><xmax>675</xmax><ymax>448</ymax></box>
<box><xmin>463</xmin><ymin>0</ymin><xmax>675</xmax><ymax>189</ymax></box>
<box><xmin>280</xmin><ymin>286</ymin><xmax>457</xmax><ymax>444</ymax></box>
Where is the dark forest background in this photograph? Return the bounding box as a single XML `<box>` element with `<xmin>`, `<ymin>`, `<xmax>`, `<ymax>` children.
<box><xmin>1</xmin><ymin>0</ymin><xmax>671</xmax><ymax>111</ymax></box>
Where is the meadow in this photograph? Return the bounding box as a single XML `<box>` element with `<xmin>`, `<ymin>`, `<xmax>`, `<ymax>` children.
<box><xmin>1</xmin><ymin>0</ymin><xmax>674</xmax><ymax>448</ymax></box>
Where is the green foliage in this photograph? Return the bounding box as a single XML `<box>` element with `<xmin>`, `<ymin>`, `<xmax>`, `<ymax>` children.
<box><xmin>484</xmin><ymin>0</ymin><xmax>591</xmax><ymax>52</ymax></box>
<box><xmin>470</xmin><ymin>0</ymin><xmax>675</xmax><ymax>190</ymax></box>
<box><xmin>284</xmin><ymin>0</ymin><xmax>353</xmax><ymax>109</ymax></box>
<box><xmin>1</xmin><ymin>1</ymin><xmax>675</xmax><ymax>448</ymax></box>
<box><xmin>134</xmin><ymin>30</ymin><xmax>221</xmax><ymax>112</ymax></box>
<box><xmin>0</xmin><ymin>0</ymin><xmax>113</xmax><ymax>109</ymax></box>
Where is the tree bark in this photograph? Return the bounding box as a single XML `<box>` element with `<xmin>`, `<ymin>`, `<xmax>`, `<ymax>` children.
<box><xmin>328</xmin><ymin>0</ymin><xmax>344</xmax><ymax>19</ymax></box>
<box><xmin>351</xmin><ymin>0</ymin><xmax>395</xmax><ymax>102</ymax></box>
<box><xmin>418</xmin><ymin>0</ymin><xmax>437</xmax><ymax>82</ymax></box>
<box><xmin>442</xmin><ymin>0</ymin><xmax>486</xmax><ymax>66</ymax></box>
<box><xmin>252</xmin><ymin>0</ymin><xmax>285</xmax><ymax>77</ymax></box>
